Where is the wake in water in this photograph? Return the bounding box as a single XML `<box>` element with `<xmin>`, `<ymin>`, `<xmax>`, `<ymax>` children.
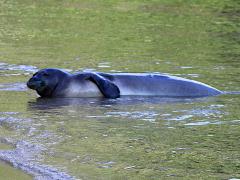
<box><xmin>223</xmin><ymin>91</ymin><xmax>240</xmax><ymax>95</ymax></box>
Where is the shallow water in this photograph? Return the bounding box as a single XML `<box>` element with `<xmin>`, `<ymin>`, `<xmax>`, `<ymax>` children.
<box><xmin>0</xmin><ymin>0</ymin><xmax>240</xmax><ymax>179</ymax></box>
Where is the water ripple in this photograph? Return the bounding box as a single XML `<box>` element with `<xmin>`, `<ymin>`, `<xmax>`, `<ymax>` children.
<box><xmin>105</xmin><ymin>111</ymin><xmax>158</xmax><ymax>122</ymax></box>
<box><xmin>0</xmin><ymin>82</ymin><xmax>27</xmax><ymax>91</ymax></box>
<box><xmin>0</xmin><ymin>62</ymin><xmax>38</xmax><ymax>73</ymax></box>
<box><xmin>0</xmin><ymin>140</ymin><xmax>74</xmax><ymax>180</ymax></box>
<box><xmin>184</xmin><ymin>121</ymin><xmax>222</xmax><ymax>126</ymax></box>
<box><xmin>0</xmin><ymin>113</ymin><xmax>74</xmax><ymax>180</ymax></box>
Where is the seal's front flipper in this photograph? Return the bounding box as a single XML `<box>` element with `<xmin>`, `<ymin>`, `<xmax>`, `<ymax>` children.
<box><xmin>85</xmin><ymin>73</ymin><xmax>120</xmax><ymax>98</ymax></box>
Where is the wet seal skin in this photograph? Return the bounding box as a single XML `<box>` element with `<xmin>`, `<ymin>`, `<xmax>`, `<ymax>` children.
<box><xmin>27</xmin><ymin>68</ymin><xmax>222</xmax><ymax>98</ymax></box>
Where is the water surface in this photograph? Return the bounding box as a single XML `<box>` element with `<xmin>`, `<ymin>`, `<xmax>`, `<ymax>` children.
<box><xmin>0</xmin><ymin>0</ymin><xmax>239</xmax><ymax>179</ymax></box>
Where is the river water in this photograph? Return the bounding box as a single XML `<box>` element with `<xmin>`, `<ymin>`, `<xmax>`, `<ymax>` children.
<box><xmin>0</xmin><ymin>1</ymin><xmax>239</xmax><ymax>179</ymax></box>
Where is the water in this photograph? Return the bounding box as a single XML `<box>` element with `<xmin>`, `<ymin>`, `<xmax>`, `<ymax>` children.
<box><xmin>0</xmin><ymin>0</ymin><xmax>240</xmax><ymax>179</ymax></box>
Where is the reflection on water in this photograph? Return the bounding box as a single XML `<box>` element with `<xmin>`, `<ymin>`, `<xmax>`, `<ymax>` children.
<box><xmin>27</xmin><ymin>96</ymin><xmax>220</xmax><ymax>124</ymax></box>
<box><xmin>28</xmin><ymin>96</ymin><xmax>206</xmax><ymax>110</ymax></box>
<box><xmin>27</xmin><ymin>97</ymin><xmax>199</xmax><ymax>124</ymax></box>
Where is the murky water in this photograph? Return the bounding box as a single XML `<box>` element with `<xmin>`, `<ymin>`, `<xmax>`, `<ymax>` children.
<box><xmin>0</xmin><ymin>0</ymin><xmax>239</xmax><ymax>179</ymax></box>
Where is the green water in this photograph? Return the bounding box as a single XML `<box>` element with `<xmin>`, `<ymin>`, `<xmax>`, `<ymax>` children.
<box><xmin>0</xmin><ymin>160</ymin><xmax>32</xmax><ymax>180</ymax></box>
<box><xmin>0</xmin><ymin>0</ymin><xmax>239</xmax><ymax>179</ymax></box>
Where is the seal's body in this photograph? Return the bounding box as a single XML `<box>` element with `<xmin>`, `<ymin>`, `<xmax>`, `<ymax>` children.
<box><xmin>27</xmin><ymin>68</ymin><xmax>222</xmax><ymax>98</ymax></box>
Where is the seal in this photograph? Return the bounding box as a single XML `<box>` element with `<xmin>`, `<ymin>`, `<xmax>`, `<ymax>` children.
<box><xmin>27</xmin><ymin>68</ymin><xmax>222</xmax><ymax>98</ymax></box>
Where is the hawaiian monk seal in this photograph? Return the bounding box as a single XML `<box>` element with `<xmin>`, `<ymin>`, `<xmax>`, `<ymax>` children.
<box><xmin>27</xmin><ymin>68</ymin><xmax>222</xmax><ymax>98</ymax></box>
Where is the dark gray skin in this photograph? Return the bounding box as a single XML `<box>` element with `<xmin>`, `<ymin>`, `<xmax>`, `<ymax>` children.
<box><xmin>27</xmin><ymin>68</ymin><xmax>120</xmax><ymax>98</ymax></box>
<box><xmin>27</xmin><ymin>68</ymin><xmax>222</xmax><ymax>98</ymax></box>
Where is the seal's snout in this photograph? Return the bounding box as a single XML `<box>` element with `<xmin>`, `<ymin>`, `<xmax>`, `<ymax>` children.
<box><xmin>27</xmin><ymin>77</ymin><xmax>44</xmax><ymax>90</ymax></box>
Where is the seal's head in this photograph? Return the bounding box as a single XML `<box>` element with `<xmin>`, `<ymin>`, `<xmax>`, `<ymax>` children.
<box><xmin>27</xmin><ymin>68</ymin><xmax>68</xmax><ymax>97</ymax></box>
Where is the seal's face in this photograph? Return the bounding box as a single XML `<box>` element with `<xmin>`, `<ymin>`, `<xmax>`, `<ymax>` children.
<box><xmin>27</xmin><ymin>68</ymin><xmax>65</xmax><ymax>97</ymax></box>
